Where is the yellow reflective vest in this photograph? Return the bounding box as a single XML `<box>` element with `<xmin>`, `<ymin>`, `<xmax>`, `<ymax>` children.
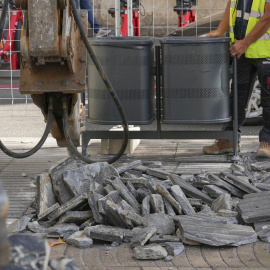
<box><xmin>229</xmin><ymin>0</ymin><xmax>270</xmax><ymax>58</ymax></box>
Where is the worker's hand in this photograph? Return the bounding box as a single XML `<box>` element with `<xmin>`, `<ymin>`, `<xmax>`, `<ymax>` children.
<box><xmin>229</xmin><ymin>40</ymin><xmax>249</xmax><ymax>59</ymax></box>
<box><xmin>205</xmin><ymin>30</ymin><xmax>224</xmax><ymax>38</ymax></box>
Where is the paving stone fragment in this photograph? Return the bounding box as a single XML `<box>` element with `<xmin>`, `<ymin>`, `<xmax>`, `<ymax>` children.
<box><xmin>137</xmin><ymin>187</ymin><xmax>152</xmax><ymax>203</ymax></box>
<box><xmin>126</xmin><ymin>181</ymin><xmax>138</xmax><ymax>198</ymax></box>
<box><xmin>63</xmin><ymin>162</ymin><xmax>119</xmax><ymax>196</ymax></box>
<box><xmin>97</xmin><ymin>190</ymin><xmax>120</xmax><ymax>215</ymax></box>
<box><xmin>150</xmin><ymin>194</ymin><xmax>165</xmax><ymax>214</ymax></box>
<box><xmin>144</xmin><ymin>214</ymin><xmax>175</xmax><ymax>235</ymax></box>
<box><xmin>46</xmin><ymin>223</ymin><xmax>79</xmax><ymax>239</ymax></box>
<box><xmin>116</xmin><ymin>160</ymin><xmax>142</xmax><ymax>174</ymax></box>
<box><xmin>79</xmin><ymin>218</ymin><xmax>96</xmax><ymax>230</ymax></box>
<box><xmin>207</xmin><ymin>173</ymin><xmax>245</xmax><ymax>198</ymax></box>
<box><xmin>188</xmin><ymin>198</ymin><xmax>202</xmax><ymax>207</ymax></box>
<box><xmin>38</xmin><ymin>203</ymin><xmax>60</xmax><ymax>221</ymax></box>
<box><xmin>165</xmin><ymin>242</ymin><xmax>185</xmax><ymax>256</ymax></box>
<box><xmin>120</xmin><ymin>178</ymin><xmax>149</xmax><ymax>188</ymax></box>
<box><xmin>104</xmin><ymin>184</ymin><xmax>115</xmax><ymax>194</ymax></box>
<box><xmin>218</xmin><ymin>209</ymin><xmax>238</xmax><ymax>217</ymax></box>
<box><xmin>170</xmin><ymin>174</ymin><xmax>213</xmax><ymax>205</ymax></box>
<box><xmin>156</xmin><ymin>184</ymin><xmax>182</xmax><ymax>214</ymax></box>
<box><xmin>111</xmin><ymin>177</ymin><xmax>140</xmax><ymax>213</ymax></box>
<box><xmin>142</xmin><ymin>195</ymin><xmax>151</xmax><ymax>216</ymax></box>
<box><xmin>58</xmin><ymin>210</ymin><xmax>92</xmax><ymax>225</ymax></box>
<box><xmin>84</xmin><ymin>224</ymin><xmax>126</xmax><ymax>242</ymax></box>
<box><xmin>170</xmin><ymin>185</ymin><xmax>195</xmax><ymax>215</ymax></box>
<box><xmin>238</xmin><ymin>190</ymin><xmax>270</xmax><ymax>223</ymax></box>
<box><xmin>251</xmin><ymin>161</ymin><xmax>270</xmax><ymax>171</ymax></box>
<box><xmin>163</xmin><ymin>197</ymin><xmax>176</xmax><ymax>216</ymax></box>
<box><xmin>254</xmin><ymin>220</ymin><xmax>270</xmax><ymax>232</ymax></box>
<box><xmin>36</xmin><ymin>173</ymin><xmax>58</xmax><ymax>217</ymax></box>
<box><xmin>89</xmin><ymin>181</ymin><xmax>105</xmax><ymax>195</ymax></box>
<box><xmin>8</xmin><ymin>216</ymin><xmax>32</xmax><ymax>233</ymax></box>
<box><xmin>133</xmin><ymin>244</ymin><xmax>168</xmax><ymax>260</ymax></box>
<box><xmin>48</xmin><ymin>194</ymin><xmax>88</xmax><ymax>222</ymax></box>
<box><xmin>49</xmin><ymin>257</ymin><xmax>81</xmax><ymax>270</ymax></box>
<box><xmin>257</xmin><ymin>228</ymin><xmax>270</xmax><ymax>243</ymax></box>
<box><xmin>133</xmin><ymin>165</ymin><xmax>148</xmax><ymax>173</ymax></box>
<box><xmin>2</xmin><ymin>234</ymin><xmax>50</xmax><ymax>270</ymax></box>
<box><xmin>178</xmin><ymin>215</ymin><xmax>257</xmax><ymax>246</ymax></box>
<box><xmin>254</xmin><ymin>183</ymin><xmax>270</xmax><ymax>191</ymax></box>
<box><xmin>211</xmin><ymin>194</ymin><xmax>233</xmax><ymax>213</ymax></box>
<box><xmin>219</xmin><ymin>172</ymin><xmax>261</xmax><ymax>194</ymax></box>
<box><xmin>49</xmin><ymin>157</ymin><xmax>78</xmax><ymax>204</ymax></box>
<box><xmin>66</xmin><ymin>231</ymin><xmax>93</xmax><ymax>248</ymax></box>
<box><xmin>149</xmin><ymin>235</ymin><xmax>180</xmax><ymax>245</ymax></box>
<box><xmin>130</xmin><ymin>227</ymin><xmax>157</xmax><ymax>248</ymax></box>
<box><xmin>119</xmin><ymin>200</ymin><xmax>134</xmax><ymax>211</ymax></box>
<box><xmin>88</xmin><ymin>192</ymin><xmax>105</xmax><ymax>224</ymax></box>
<box><xmin>192</xmin><ymin>181</ymin><xmax>211</xmax><ymax>189</ymax></box>
<box><xmin>203</xmin><ymin>184</ymin><xmax>229</xmax><ymax>198</ymax></box>
<box><xmin>176</xmin><ymin>228</ymin><xmax>200</xmax><ymax>245</ymax></box>
<box><xmin>146</xmin><ymin>168</ymin><xmax>170</xmax><ymax>180</ymax></box>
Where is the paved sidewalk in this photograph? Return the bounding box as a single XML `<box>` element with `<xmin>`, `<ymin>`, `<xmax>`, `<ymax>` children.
<box><xmin>1</xmin><ymin>130</ymin><xmax>270</xmax><ymax>269</ymax></box>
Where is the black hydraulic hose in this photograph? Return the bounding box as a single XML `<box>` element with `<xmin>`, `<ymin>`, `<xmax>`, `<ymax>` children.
<box><xmin>0</xmin><ymin>97</ymin><xmax>54</xmax><ymax>158</ymax></box>
<box><xmin>0</xmin><ymin>0</ymin><xmax>9</xmax><ymax>40</ymax></box>
<box><xmin>67</xmin><ymin>0</ymin><xmax>129</xmax><ymax>163</ymax></box>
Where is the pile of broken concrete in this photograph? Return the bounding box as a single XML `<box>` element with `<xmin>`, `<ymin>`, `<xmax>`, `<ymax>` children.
<box><xmin>7</xmin><ymin>156</ymin><xmax>270</xmax><ymax>264</ymax></box>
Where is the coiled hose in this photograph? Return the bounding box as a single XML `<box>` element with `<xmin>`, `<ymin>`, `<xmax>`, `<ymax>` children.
<box><xmin>66</xmin><ymin>0</ymin><xmax>129</xmax><ymax>164</ymax></box>
<box><xmin>0</xmin><ymin>97</ymin><xmax>53</xmax><ymax>158</ymax></box>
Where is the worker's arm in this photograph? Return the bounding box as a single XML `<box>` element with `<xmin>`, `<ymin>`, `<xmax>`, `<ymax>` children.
<box><xmin>230</xmin><ymin>3</ymin><xmax>270</xmax><ymax>58</ymax></box>
<box><xmin>205</xmin><ymin>0</ymin><xmax>230</xmax><ymax>37</ymax></box>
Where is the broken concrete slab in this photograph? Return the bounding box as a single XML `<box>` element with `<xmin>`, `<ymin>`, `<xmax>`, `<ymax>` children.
<box><xmin>145</xmin><ymin>168</ymin><xmax>170</xmax><ymax>180</ymax></box>
<box><xmin>58</xmin><ymin>210</ymin><xmax>92</xmax><ymax>225</ymax></box>
<box><xmin>156</xmin><ymin>184</ymin><xmax>182</xmax><ymax>214</ymax></box>
<box><xmin>133</xmin><ymin>244</ymin><xmax>168</xmax><ymax>260</ymax></box>
<box><xmin>89</xmin><ymin>181</ymin><xmax>105</xmax><ymax>195</ymax></box>
<box><xmin>254</xmin><ymin>220</ymin><xmax>270</xmax><ymax>232</ymax></box>
<box><xmin>163</xmin><ymin>197</ymin><xmax>177</xmax><ymax>216</ymax></box>
<box><xmin>165</xmin><ymin>242</ymin><xmax>185</xmax><ymax>256</ymax></box>
<box><xmin>169</xmin><ymin>174</ymin><xmax>213</xmax><ymax>205</ymax></box>
<box><xmin>251</xmin><ymin>161</ymin><xmax>270</xmax><ymax>171</ymax></box>
<box><xmin>8</xmin><ymin>216</ymin><xmax>32</xmax><ymax>233</ymax></box>
<box><xmin>88</xmin><ymin>192</ymin><xmax>105</xmax><ymax>224</ymax></box>
<box><xmin>63</xmin><ymin>162</ymin><xmax>119</xmax><ymax>196</ymax></box>
<box><xmin>143</xmin><ymin>214</ymin><xmax>175</xmax><ymax>235</ymax></box>
<box><xmin>126</xmin><ymin>181</ymin><xmax>138</xmax><ymax>198</ymax></box>
<box><xmin>188</xmin><ymin>198</ymin><xmax>202</xmax><ymax>207</ymax></box>
<box><xmin>176</xmin><ymin>228</ymin><xmax>200</xmax><ymax>246</ymax></box>
<box><xmin>218</xmin><ymin>209</ymin><xmax>238</xmax><ymax>218</ymax></box>
<box><xmin>211</xmin><ymin>194</ymin><xmax>233</xmax><ymax>213</ymax></box>
<box><xmin>36</xmin><ymin>173</ymin><xmax>58</xmax><ymax>218</ymax></box>
<box><xmin>97</xmin><ymin>190</ymin><xmax>120</xmax><ymax>215</ymax></box>
<box><xmin>48</xmin><ymin>194</ymin><xmax>88</xmax><ymax>222</ymax></box>
<box><xmin>150</xmin><ymin>194</ymin><xmax>165</xmax><ymax>214</ymax></box>
<box><xmin>254</xmin><ymin>183</ymin><xmax>270</xmax><ymax>191</ymax></box>
<box><xmin>66</xmin><ymin>231</ymin><xmax>93</xmax><ymax>248</ymax></box>
<box><xmin>49</xmin><ymin>157</ymin><xmax>78</xmax><ymax>204</ymax></box>
<box><xmin>219</xmin><ymin>172</ymin><xmax>261</xmax><ymax>194</ymax></box>
<box><xmin>203</xmin><ymin>185</ymin><xmax>229</xmax><ymax>198</ymax></box>
<box><xmin>116</xmin><ymin>160</ymin><xmax>142</xmax><ymax>174</ymax></box>
<box><xmin>257</xmin><ymin>228</ymin><xmax>270</xmax><ymax>243</ymax></box>
<box><xmin>137</xmin><ymin>187</ymin><xmax>152</xmax><ymax>203</ymax></box>
<box><xmin>149</xmin><ymin>235</ymin><xmax>180</xmax><ymax>245</ymax></box>
<box><xmin>142</xmin><ymin>195</ymin><xmax>151</xmax><ymax>216</ymax></box>
<box><xmin>238</xmin><ymin>190</ymin><xmax>270</xmax><ymax>223</ymax></box>
<box><xmin>130</xmin><ymin>227</ymin><xmax>156</xmax><ymax>248</ymax></box>
<box><xmin>38</xmin><ymin>203</ymin><xmax>60</xmax><ymax>221</ymax></box>
<box><xmin>207</xmin><ymin>173</ymin><xmax>245</xmax><ymax>198</ymax></box>
<box><xmin>178</xmin><ymin>215</ymin><xmax>257</xmax><ymax>246</ymax></box>
<box><xmin>2</xmin><ymin>234</ymin><xmax>50</xmax><ymax>270</ymax></box>
<box><xmin>170</xmin><ymin>185</ymin><xmax>195</xmax><ymax>215</ymax></box>
<box><xmin>84</xmin><ymin>224</ymin><xmax>126</xmax><ymax>243</ymax></box>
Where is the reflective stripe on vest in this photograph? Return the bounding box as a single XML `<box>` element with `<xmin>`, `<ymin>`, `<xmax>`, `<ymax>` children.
<box><xmin>230</xmin><ymin>0</ymin><xmax>270</xmax><ymax>58</ymax></box>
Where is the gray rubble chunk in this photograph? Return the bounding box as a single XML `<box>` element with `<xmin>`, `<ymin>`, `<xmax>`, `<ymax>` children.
<box><xmin>163</xmin><ymin>197</ymin><xmax>176</xmax><ymax>216</ymax></box>
<box><xmin>88</xmin><ymin>192</ymin><xmax>105</xmax><ymax>224</ymax></box>
<box><xmin>251</xmin><ymin>161</ymin><xmax>270</xmax><ymax>171</ymax></box>
<box><xmin>130</xmin><ymin>227</ymin><xmax>157</xmax><ymax>248</ymax></box>
<box><xmin>8</xmin><ymin>216</ymin><xmax>32</xmax><ymax>233</ymax></box>
<box><xmin>178</xmin><ymin>215</ymin><xmax>257</xmax><ymax>246</ymax></box>
<box><xmin>133</xmin><ymin>244</ymin><xmax>168</xmax><ymax>260</ymax></box>
<box><xmin>38</xmin><ymin>203</ymin><xmax>60</xmax><ymax>221</ymax></box>
<box><xmin>219</xmin><ymin>172</ymin><xmax>261</xmax><ymax>194</ymax></box>
<box><xmin>218</xmin><ymin>209</ymin><xmax>238</xmax><ymax>217</ymax></box>
<box><xmin>144</xmin><ymin>214</ymin><xmax>175</xmax><ymax>235</ymax></box>
<box><xmin>4</xmin><ymin>234</ymin><xmax>50</xmax><ymax>270</ymax></box>
<box><xmin>150</xmin><ymin>194</ymin><xmax>165</xmax><ymax>214</ymax></box>
<box><xmin>149</xmin><ymin>235</ymin><xmax>180</xmax><ymax>245</ymax></box>
<box><xmin>49</xmin><ymin>257</ymin><xmax>81</xmax><ymax>270</ymax></box>
<box><xmin>254</xmin><ymin>220</ymin><xmax>270</xmax><ymax>232</ymax></box>
<box><xmin>170</xmin><ymin>185</ymin><xmax>195</xmax><ymax>215</ymax></box>
<box><xmin>165</xmin><ymin>242</ymin><xmax>185</xmax><ymax>256</ymax></box>
<box><xmin>137</xmin><ymin>187</ymin><xmax>152</xmax><ymax>203</ymax></box>
<box><xmin>203</xmin><ymin>185</ymin><xmax>229</xmax><ymax>198</ymax></box>
<box><xmin>89</xmin><ymin>181</ymin><xmax>105</xmax><ymax>195</ymax></box>
<box><xmin>116</xmin><ymin>160</ymin><xmax>142</xmax><ymax>174</ymax></box>
<box><xmin>146</xmin><ymin>168</ymin><xmax>170</xmax><ymax>180</ymax></box>
<box><xmin>84</xmin><ymin>224</ymin><xmax>125</xmax><ymax>242</ymax></box>
<box><xmin>98</xmin><ymin>190</ymin><xmax>120</xmax><ymax>215</ymax></box>
<box><xmin>104</xmin><ymin>184</ymin><xmax>115</xmax><ymax>194</ymax></box>
<box><xmin>142</xmin><ymin>195</ymin><xmax>151</xmax><ymax>216</ymax></box>
<box><xmin>176</xmin><ymin>228</ymin><xmax>200</xmax><ymax>246</ymax></box>
<box><xmin>207</xmin><ymin>173</ymin><xmax>245</xmax><ymax>198</ymax></box>
<box><xmin>63</xmin><ymin>162</ymin><xmax>119</xmax><ymax>196</ymax></box>
<box><xmin>48</xmin><ymin>194</ymin><xmax>88</xmax><ymax>222</ymax></box>
<box><xmin>188</xmin><ymin>198</ymin><xmax>202</xmax><ymax>207</ymax></box>
<box><xmin>156</xmin><ymin>184</ymin><xmax>182</xmax><ymax>214</ymax></box>
<box><xmin>121</xmin><ymin>178</ymin><xmax>149</xmax><ymax>188</ymax></box>
<box><xmin>66</xmin><ymin>231</ymin><xmax>93</xmax><ymax>248</ymax></box>
<box><xmin>211</xmin><ymin>194</ymin><xmax>233</xmax><ymax>213</ymax></box>
<box><xmin>169</xmin><ymin>174</ymin><xmax>213</xmax><ymax>205</ymax></box>
<box><xmin>49</xmin><ymin>157</ymin><xmax>77</xmax><ymax>204</ymax></box>
<box><xmin>119</xmin><ymin>200</ymin><xmax>134</xmax><ymax>212</ymax></box>
<box><xmin>238</xmin><ymin>190</ymin><xmax>270</xmax><ymax>223</ymax></box>
<box><xmin>257</xmin><ymin>228</ymin><xmax>270</xmax><ymax>243</ymax></box>
<box><xmin>143</xmin><ymin>161</ymin><xmax>162</xmax><ymax>168</ymax></box>
<box><xmin>254</xmin><ymin>183</ymin><xmax>270</xmax><ymax>191</ymax></box>
<box><xmin>36</xmin><ymin>173</ymin><xmax>58</xmax><ymax>217</ymax></box>
<box><xmin>111</xmin><ymin>177</ymin><xmax>140</xmax><ymax>213</ymax></box>
<box><xmin>126</xmin><ymin>181</ymin><xmax>138</xmax><ymax>198</ymax></box>
<box><xmin>58</xmin><ymin>210</ymin><xmax>92</xmax><ymax>225</ymax></box>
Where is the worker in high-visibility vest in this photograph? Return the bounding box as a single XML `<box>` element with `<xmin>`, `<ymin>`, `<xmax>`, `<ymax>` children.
<box><xmin>202</xmin><ymin>0</ymin><xmax>270</xmax><ymax>157</ymax></box>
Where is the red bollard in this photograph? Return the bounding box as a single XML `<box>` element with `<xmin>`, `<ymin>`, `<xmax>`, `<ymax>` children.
<box><xmin>0</xmin><ymin>183</ymin><xmax>10</xmax><ymax>268</ymax></box>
